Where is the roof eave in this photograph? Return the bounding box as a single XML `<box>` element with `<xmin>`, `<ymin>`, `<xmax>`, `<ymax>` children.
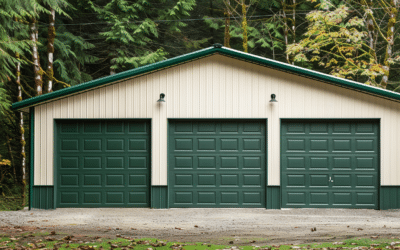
<box><xmin>12</xmin><ymin>45</ymin><xmax>400</xmax><ymax>111</ymax></box>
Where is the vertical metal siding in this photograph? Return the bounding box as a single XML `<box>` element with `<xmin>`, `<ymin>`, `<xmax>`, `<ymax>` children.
<box><xmin>34</xmin><ymin>54</ymin><xmax>400</xmax><ymax>186</ymax></box>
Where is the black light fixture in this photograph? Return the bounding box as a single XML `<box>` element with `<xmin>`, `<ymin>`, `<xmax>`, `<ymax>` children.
<box><xmin>269</xmin><ymin>94</ymin><xmax>277</xmax><ymax>102</ymax></box>
<box><xmin>157</xmin><ymin>93</ymin><xmax>166</xmax><ymax>102</ymax></box>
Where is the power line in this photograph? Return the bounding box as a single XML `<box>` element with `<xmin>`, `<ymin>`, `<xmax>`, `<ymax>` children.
<box><xmin>36</xmin><ymin>13</ymin><xmax>313</xmax><ymax>27</ymax></box>
<box><xmin>30</xmin><ymin>7</ymin><xmax>392</xmax><ymax>27</ymax></box>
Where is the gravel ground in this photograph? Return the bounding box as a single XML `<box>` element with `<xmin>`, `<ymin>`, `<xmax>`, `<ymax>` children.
<box><xmin>1</xmin><ymin>208</ymin><xmax>400</xmax><ymax>245</ymax></box>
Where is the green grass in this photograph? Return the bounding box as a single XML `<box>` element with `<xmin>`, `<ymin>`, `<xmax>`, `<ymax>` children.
<box><xmin>1</xmin><ymin>235</ymin><xmax>399</xmax><ymax>250</ymax></box>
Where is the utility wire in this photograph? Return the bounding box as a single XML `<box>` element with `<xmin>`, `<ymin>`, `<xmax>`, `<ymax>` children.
<box><xmin>31</xmin><ymin>7</ymin><xmax>392</xmax><ymax>27</ymax></box>
<box><xmin>36</xmin><ymin>12</ymin><xmax>313</xmax><ymax>27</ymax></box>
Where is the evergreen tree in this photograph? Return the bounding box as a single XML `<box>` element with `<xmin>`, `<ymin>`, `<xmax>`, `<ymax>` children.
<box><xmin>88</xmin><ymin>0</ymin><xmax>196</xmax><ymax>74</ymax></box>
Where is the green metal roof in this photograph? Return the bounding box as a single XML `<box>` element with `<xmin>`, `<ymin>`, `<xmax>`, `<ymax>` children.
<box><xmin>12</xmin><ymin>44</ymin><xmax>400</xmax><ymax>111</ymax></box>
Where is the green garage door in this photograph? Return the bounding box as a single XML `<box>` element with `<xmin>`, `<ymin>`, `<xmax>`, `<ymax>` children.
<box><xmin>169</xmin><ymin>120</ymin><xmax>266</xmax><ymax>207</ymax></box>
<box><xmin>56</xmin><ymin>120</ymin><xmax>150</xmax><ymax>207</ymax></box>
<box><xmin>281</xmin><ymin>120</ymin><xmax>379</xmax><ymax>209</ymax></box>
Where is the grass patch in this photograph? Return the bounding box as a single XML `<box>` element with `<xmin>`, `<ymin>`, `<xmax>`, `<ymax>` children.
<box><xmin>1</xmin><ymin>235</ymin><xmax>400</xmax><ymax>250</ymax></box>
<box><xmin>278</xmin><ymin>237</ymin><xmax>400</xmax><ymax>249</ymax></box>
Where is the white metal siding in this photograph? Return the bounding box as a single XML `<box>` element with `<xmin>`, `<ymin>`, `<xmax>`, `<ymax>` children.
<box><xmin>34</xmin><ymin>54</ymin><xmax>400</xmax><ymax>186</ymax></box>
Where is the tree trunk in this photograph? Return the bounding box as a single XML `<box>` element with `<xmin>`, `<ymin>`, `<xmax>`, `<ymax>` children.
<box><xmin>367</xmin><ymin>0</ymin><xmax>374</xmax><ymax>50</ymax></box>
<box><xmin>282</xmin><ymin>3</ymin><xmax>289</xmax><ymax>63</ymax></box>
<box><xmin>224</xmin><ymin>0</ymin><xmax>231</xmax><ymax>48</ymax></box>
<box><xmin>46</xmin><ymin>8</ymin><xmax>56</xmax><ymax>93</ymax></box>
<box><xmin>209</xmin><ymin>0</ymin><xmax>215</xmax><ymax>45</ymax></box>
<box><xmin>15</xmin><ymin>52</ymin><xmax>26</xmax><ymax>205</ymax></box>
<box><xmin>5</xmin><ymin>135</ymin><xmax>16</xmax><ymax>181</ymax></box>
<box><xmin>292</xmin><ymin>0</ymin><xmax>296</xmax><ymax>44</ymax></box>
<box><xmin>241</xmin><ymin>0</ymin><xmax>248</xmax><ymax>53</ymax></box>
<box><xmin>382</xmin><ymin>0</ymin><xmax>398</xmax><ymax>88</ymax></box>
<box><xmin>30</xmin><ymin>18</ymin><xmax>43</xmax><ymax>96</ymax></box>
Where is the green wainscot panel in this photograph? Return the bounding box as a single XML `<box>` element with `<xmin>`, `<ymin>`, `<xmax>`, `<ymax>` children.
<box><xmin>380</xmin><ymin>186</ymin><xmax>400</xmax><ymax>210</ymax></box>
<box><xmin>266</xmin><ymin>186</ymin><xmax>281</xmax><ymax>209</ymax></box>
<box><xmin>32</xmin><ymin>186</ymin><xmax>55</xmax><ymax>210</ymax></box>
<box><xmin>56</xmin><ymin>120</ymin><xmax>151</xmax><ymax>208</ymax></box>
<box><xmin>169</xmin><ymin>120</ymin><xmax>267</xmax><ymax>208</ymax></box>
<box><xmin>151</xmin><ymin>186</ymin><xmax>168</xmax><ymax>209</ymax></box>
<box><xmin>281</xmin><ymin>120</ymin><xmax>379</xmax><ymax>209</ymax></box>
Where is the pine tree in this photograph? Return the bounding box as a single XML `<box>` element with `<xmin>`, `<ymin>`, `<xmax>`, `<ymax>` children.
<box><xmin>88</xmin><ymin>0</ymin><xmax>196</xmax><ymax>74</ymax></box>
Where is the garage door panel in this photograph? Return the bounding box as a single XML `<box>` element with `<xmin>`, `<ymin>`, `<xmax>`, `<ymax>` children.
<box><xmin>60</xmin><ymin>174</ymin><xmax>79</xmax><ymax>186</ymax></box>
<box><xmin>169</xmin><ymin>120</ymin><xmax>266</xmax><ymax>207</ymax></box>
<box><xmin>57</xmin><ymin>120</ymin><xmax>150</xmax><ymax>208</ymax></box>
<box><xmin>60</xmin><ymin>157</ymin><xmax>79</xmax><ymax>169</ymax></box>
<box><xmin>198</xmin><ymin>174</ymin><xmax>217</xmax><ymax>186</ymax></box>
<box><xmin>60</xmin><ymin>192</ymin><xmax>79</xmax><ymax>204</ymax></box>
<box><xmin>333</xmin><ymin>157</ymin><xmax>352</xmax><ymax>169</ymax></box>
<box><xmin>309</xmin><ymin>192</ymin><xmax>329</xmax><ymax>205</ymax></box>
<box><xmin>309</xmin><ymin>174</ymin><xmax>329</xmax><ymax>187</ymax></box>
<box><xmin>282</xmin><ymin>120</ymin><xmax>378</xmax><ymax>209</ymax></box>
<box><xmin>221</xmin><ymin>139</ymin><xmax>238</xmax><ymax>150</ymax></box>
<box><xmin>83</xmin><ymin>175</ymin><xmax>102</xmax><ymax>186</ymax></box>
<box><xmin>129</xmin><ymin>192</ymin><xmax>148</xmax><ymax>204</ymax></box>
<box><xmin>286</xmin><ymin>192</ymin><xmax>306</xmax><ymax>205</ymax></box>
<box><xmin>175</xmin><ymin>192</ymin><xmax>193</xmax><ymax>204</ymax></box>
<box><xmin>83</xmin><ymin>192</ymin><xmax>101</xmax><ymax>204</ymax></box>
<box><xmin>332</xmin><ymin>174</ymin><xmax>352</xmax><ymax>187</ymax></box>
<box><xmin>356</xmin><ymin>157</ymin><xmax>376</xmax><ymax>169</ymax></box>
<box><xmin>106</xmin><ymin>121</ymin><xmax>124</xmax><ymax>133</ymax></box>
<box><xmin>356</xmin><ymin>193</ymin><xmax>376</xmax><ymax>205</ymax></box>
<box><xmin>243</xmin><ymin>192</ymin><xmax>262</xmax><ymax>204</ymax></box>
<box><xmin>60</xmin><ymin>122</ymin><xmax>79</xmax><ymax>133</ymax></box>
<box><xmin>174</xmin><ymin>156</ymin><xmax>193</xmax><ymax>169</ymax></box>
<box><xmin>243</xmin><ymin>156</ymin><xmax>262</xmax><ymax>169</ymax></box>
<box><xmin>355</xmin><ymin>139</ymin><xmax>376</xmax><ymax>152</ymax></box>
<box><xmin>84</xmin><ymin>121</ymin><xmax>102</xmax><ymax>133</ymax></box>
<box><xmin>61</xmin><ymin>139</ymin><xmax>79</xmax><ymax>151</ymax></box>
<box><xmin>332</xmin><ymin>192</ymin><xmax>352</xmax><ymax>205</ymax></box>
<box><xmin>83</xmin><ymin>157</ymin><xmax>102</xmax><ymax>169</ymax></box>
<box><xmin>355</xmin><ymin>175</ymin><xmax>376</xmax><ymax>187</ymax></box>
<box><xmin>356</xmin><ymin>123</ymin><xmax>375</xmax><ymax>134</ymax></box>
<box><xmin>198</xmin><ymin>192</ymin><xmax>216</xmax><ymax>204</ymax></box>
<box><xmin>286</xmin><ymin>174</ymin><xmax>306</xmax><ymax>187</ymax></box>
<box><xmin>310</xmin><ymin>157</ymin><xmax>329</xmax><ymax>170</ymax></box>
<box><xmin>106</xmin><ymin>192</ymin><xmax>124</xmax><ymax>204</ymax></box>
<box><xmin>221</xmin><ymin>157</ymin><xmax>239</xmax><ymax>169</ymax></box>
<box><xmin>84</xmin><ymin>139</ymin><xmax>102</xmax><ymax>151</ymax></box>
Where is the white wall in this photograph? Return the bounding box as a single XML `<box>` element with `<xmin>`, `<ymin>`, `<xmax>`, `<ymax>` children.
<box><xmin>34</xmin><ymin>54</ymin><xmax>400</xmax><ymax>186</ymax></box>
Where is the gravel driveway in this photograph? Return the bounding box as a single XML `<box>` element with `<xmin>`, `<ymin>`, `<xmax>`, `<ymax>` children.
<box><xmin>1</xmin><ymin>208</ymin><xmax>400</xmax><ymax>245</ymax></box>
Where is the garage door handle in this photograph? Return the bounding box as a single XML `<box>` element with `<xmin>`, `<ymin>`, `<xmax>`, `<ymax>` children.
<box><xmin>329</xmin><ymin>176</ymin><xmax>334</xmax><ymax>183</ymax></box>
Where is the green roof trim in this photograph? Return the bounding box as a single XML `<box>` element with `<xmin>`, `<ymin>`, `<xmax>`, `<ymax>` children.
<box><xmin>12</xmin><ymin>45</ymin><xmax>400</xmax><ymax>111</ymax></box>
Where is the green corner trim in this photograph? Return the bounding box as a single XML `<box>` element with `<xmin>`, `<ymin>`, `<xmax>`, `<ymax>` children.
<box><xmin>266</xmin><ymin>186</ymin><xmax>281</xmax><ymax>209</ymax></box>
<box><xmin>29</xmin><ymin>107</ymin><xmax>34</xmax><ymax>210</ymax></box>
<box><xmin>12</xmin><ymin>46</ymin><xmax>400</xmax><ymax>111</ymax></box>
<box><xmin>151</xmin><ymin>186</ymin><xmax>168</xmax><ymax>209</ymax></box>
<box><xmin>32</xmin><ymin>186</ymin><xmax>55</xmax><ymax>210</ymax></box>
<box><xmin>380</xmin><ymin>186</ymin><xmax>400</xmax><ymax>210</ymax></box>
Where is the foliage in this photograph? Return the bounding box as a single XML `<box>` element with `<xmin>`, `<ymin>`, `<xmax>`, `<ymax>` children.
<box><xmin>88</xmin><ymin>0</ymin><xmax>196</xmax><ymax>73</ymax></box>
<box><xmin>287</xmin><ymin>2</ymin><xmax>385</xmax><ymax>85</ymax></box>
<box><xmin>0</xmin><ymin>0</ymin><xmax>35</xmax><ymax>82</ymax></box>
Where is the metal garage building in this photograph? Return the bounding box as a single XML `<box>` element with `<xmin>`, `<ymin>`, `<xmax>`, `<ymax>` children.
<box><xmin>12</xmin><ymin>44</ymin><xmax>400</xmax><ymax>210</ymax></box>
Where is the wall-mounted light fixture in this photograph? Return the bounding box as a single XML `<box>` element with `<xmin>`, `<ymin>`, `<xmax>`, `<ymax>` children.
<box><xmin>269</xmin><ymin>94</ymin><xmax>277</xmax><ymax>102</ymax></box>
<box><xmin>157</xmin><ymin>93</ymin><xmax>165</xmax><ymax>102</ymax></box>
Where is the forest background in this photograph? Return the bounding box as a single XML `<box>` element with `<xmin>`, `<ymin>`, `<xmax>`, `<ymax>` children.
<box><xmin>1</xmin><ymin>0</ymin><xmax>399</xmax><ymax>209</ymax></box>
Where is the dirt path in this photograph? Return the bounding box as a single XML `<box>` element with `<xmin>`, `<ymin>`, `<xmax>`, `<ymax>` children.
<box><xmin>2</xmin><ymin>208</ymin><xmax>400</xmax><ymax>245</ymax></box>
